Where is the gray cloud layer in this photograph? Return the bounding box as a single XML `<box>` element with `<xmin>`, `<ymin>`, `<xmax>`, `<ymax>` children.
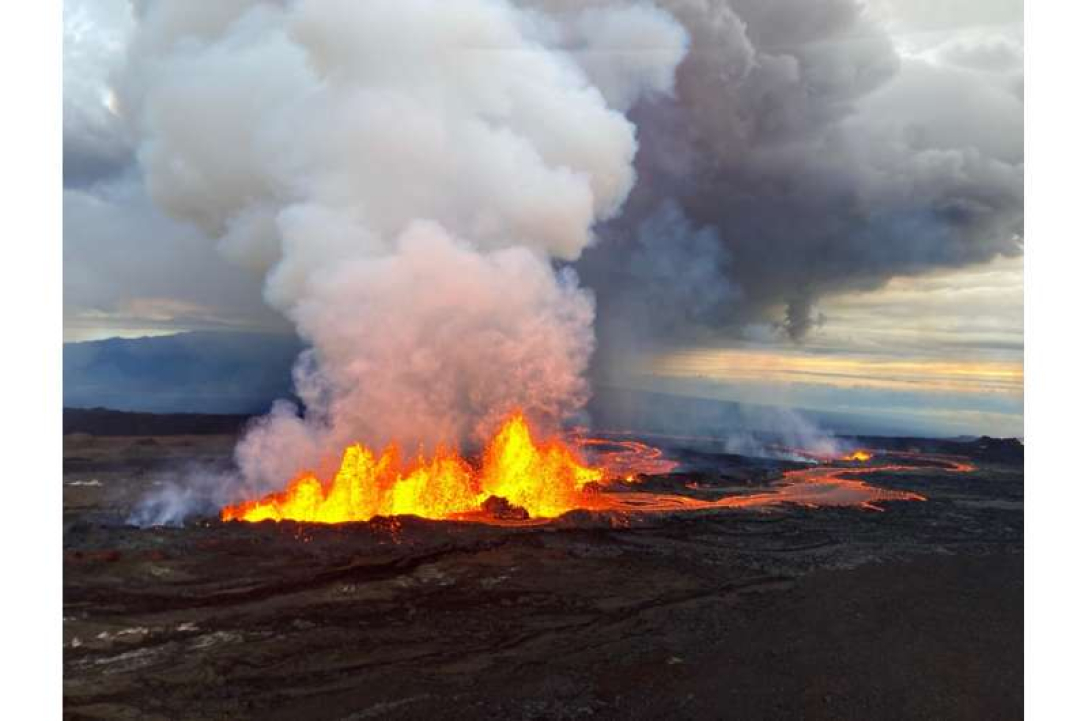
<box><xmin>64</xmin><ymin>0</ymin><xmax>134</xmax><ymax>188</ymax></box>
<box><xmin>64</xmin><ymin>175</ymin><xmax>287</xmax><ymax>338</ymax></box>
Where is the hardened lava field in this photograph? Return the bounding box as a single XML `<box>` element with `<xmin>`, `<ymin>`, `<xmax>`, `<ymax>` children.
<box><xmin>63</xmin><ymin>419</ymin><xmax>1023</xmax><ymax>720</ymax></box>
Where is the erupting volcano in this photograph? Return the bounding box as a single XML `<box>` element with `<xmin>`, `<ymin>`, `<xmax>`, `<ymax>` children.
<box><xmin>221</xmin><ymin>411</ymin><xmax>954</xmax><ymax>526</ymax></box>
<box><xmin>221</xmin><ymin>412</ymin><xmax>605</xmax><ymax>523</ymax></box>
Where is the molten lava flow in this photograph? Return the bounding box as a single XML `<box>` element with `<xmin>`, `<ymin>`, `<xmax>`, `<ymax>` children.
<box><xmin>594</xmin><ymin>453</ymin><xmax>940</xmax><ymax>514</ymax></box>
<box><xmin>574</xmin><ymin>435</ymin><xmax>680</xmax><ymax>480</ymax></box>
<box><xmin>843</xmin><ymin>450</ymin><xmax>872</xmax><ymax>462</ymax></box>
<box><xmin>221</xmin><ymin>412</ymin><xmax>604</xmax><ymax>524</ymax></box>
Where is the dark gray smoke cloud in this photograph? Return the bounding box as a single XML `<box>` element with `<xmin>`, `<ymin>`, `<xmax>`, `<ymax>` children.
<box><xmin>573</xmin><ymin>0</ymin><xmax>1023</xmax><ymax>360</ymax></box>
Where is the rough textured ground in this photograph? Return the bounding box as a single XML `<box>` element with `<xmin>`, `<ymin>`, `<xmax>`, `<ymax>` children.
<box><xmin>63</xmin><ymin>433</ymin><xmax>1023</xmax><ymax>720</ymax></box>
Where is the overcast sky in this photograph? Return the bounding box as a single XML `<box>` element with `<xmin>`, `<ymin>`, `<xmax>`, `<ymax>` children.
<box><xmin>63</xmin><ymin>0</ymin><xmax>1022</xmax><ymax>437</ymax></box>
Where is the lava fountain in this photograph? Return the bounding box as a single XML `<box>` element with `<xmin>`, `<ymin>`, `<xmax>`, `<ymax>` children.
<box><xmin>221</xmin><ymin>412</ymin><xmax>605</xmax><ymax>523</ymax></box>
<box><xmin>222</xmin><ymin>415</ymin><xmax>966</xmax><ymax>526</ymax></box>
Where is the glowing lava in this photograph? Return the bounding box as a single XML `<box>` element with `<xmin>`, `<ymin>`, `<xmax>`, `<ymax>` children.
<box><xmin>574</xmin><ymin>435</ymin><xmax>680</xmax><ymax>480</ymax></box>
<box><xmin>222</xmin><ymin>415</ymin><xmax>968</xmax><ymax>526</ymax></box>
<box><xmin>221</xmin><ymin>412</ymin><xmax>604</xmax><ymax>523</ymax></box>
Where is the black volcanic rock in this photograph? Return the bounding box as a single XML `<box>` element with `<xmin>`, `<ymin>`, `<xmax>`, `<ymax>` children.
<box><xmin>480</xmin><ymin>495</ymin><xmax>529</xmax><ymax>521</ymax></box>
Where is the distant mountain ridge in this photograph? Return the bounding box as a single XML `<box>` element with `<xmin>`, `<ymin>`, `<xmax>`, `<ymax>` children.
<box><xmin>63</xmin><ymin>407</ymin><xmax>253</xmax><ymax>436</ymax></box>
<box><xmin>64</xmin><ymin>331</ymin><xmax>302</xmax><ymax>414</ymax></box>
<box><xmin>64</xmin><ymin>331</ymin><xmax>984</xmax><ymax>439</ymax></box>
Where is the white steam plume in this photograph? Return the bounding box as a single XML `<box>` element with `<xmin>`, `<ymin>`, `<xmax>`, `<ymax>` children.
<box><xmin>118</xmin><ymin>0</ymin><xmax>688</xmax><ymax>491</ymax></box>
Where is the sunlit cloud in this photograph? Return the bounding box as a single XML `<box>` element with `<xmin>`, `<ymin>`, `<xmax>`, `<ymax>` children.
<box><xmin>645</xmin><ymin>349</ymin><xmax>1021</xmax><ymax>396</ymax></box>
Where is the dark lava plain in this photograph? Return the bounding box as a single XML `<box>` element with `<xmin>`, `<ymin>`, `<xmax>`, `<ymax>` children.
<box><xmin>63</xmin><ymin>430</ymin><xmax>1023</xmax><ymax>720</ymax></box>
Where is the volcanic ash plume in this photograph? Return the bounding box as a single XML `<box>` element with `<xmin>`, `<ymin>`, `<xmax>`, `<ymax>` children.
<box><xmin>118</xmin><ymin>1</ymin><xmax>688</xmax><ymax>491</ymax></box>
<box><xmin>578</xmin><ymin>0</ymin><xmax>1023</xmax><ymax>349</ymax></box>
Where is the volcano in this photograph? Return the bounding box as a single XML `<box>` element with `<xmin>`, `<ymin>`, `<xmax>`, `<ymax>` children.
<box><xmin>219</xmin><ymin>411</ymin><xmax>939</xmax><ymax>527</ymax></box>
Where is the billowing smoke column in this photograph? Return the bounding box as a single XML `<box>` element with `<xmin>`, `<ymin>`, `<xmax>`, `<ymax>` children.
<box><xmin>118</xmin><ymin>0</ymin><xmax>688</xmax><ymax>489</ymax></box>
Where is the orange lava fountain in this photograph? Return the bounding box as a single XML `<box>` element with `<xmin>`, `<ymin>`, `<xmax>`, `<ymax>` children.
<box><xmin>221</xmin><ymin>412</ymin><xmax>604</xmax><ymax>523</ymax></box>
<box><xmin>842</xmin><ymin>450</ymin><xmax>873</xmax><ymax>462</ymax></box>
